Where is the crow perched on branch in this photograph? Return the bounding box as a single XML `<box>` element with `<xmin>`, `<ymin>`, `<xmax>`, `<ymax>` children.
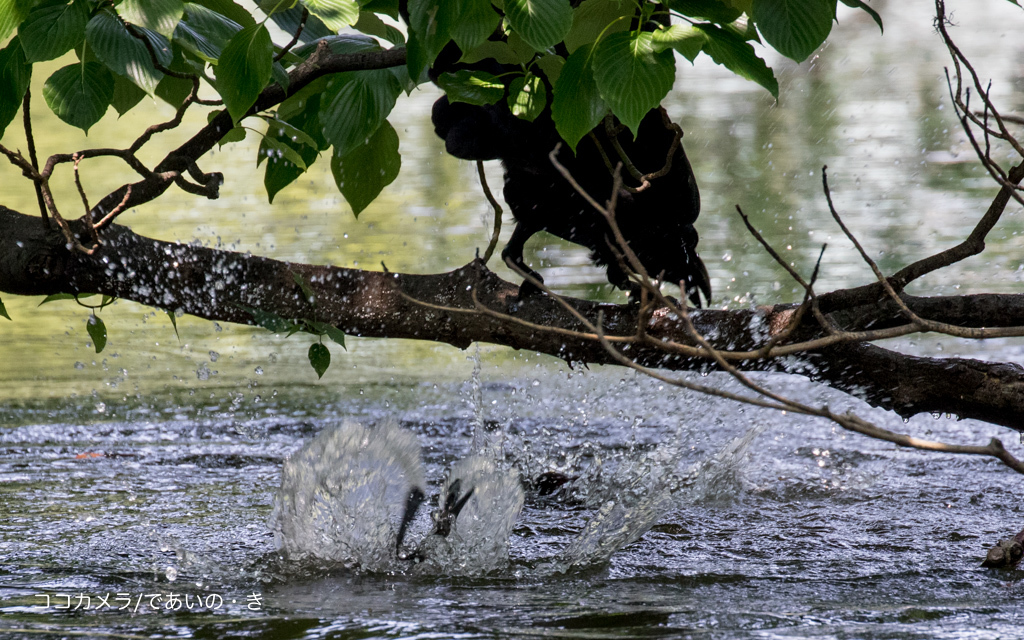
<box><xmin>431</xmin><ymin>86</ymin><xmax>711</xmax><ymax>307</ymax></box>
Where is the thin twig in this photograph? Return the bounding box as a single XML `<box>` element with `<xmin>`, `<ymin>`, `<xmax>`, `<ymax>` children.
<box><xmin>22</xmin><ymin>90</ymin><xmax>47</xmax><ymax>225</ymax></box>
<box><xmin>274</xmin><ymin>7</ymin><xmax>308</xmax><ymax>63</ymax></box>
<box><xmin>477</xmin><ymin>161</ymin><xmax>503</xmax><ymax>263</ymax></box>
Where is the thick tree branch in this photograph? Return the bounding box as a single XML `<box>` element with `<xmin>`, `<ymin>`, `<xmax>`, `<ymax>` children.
<box><xmin>2</xmin><ymin>205</ymin><xmax>1022</xmax><ymax>430</ymax></box>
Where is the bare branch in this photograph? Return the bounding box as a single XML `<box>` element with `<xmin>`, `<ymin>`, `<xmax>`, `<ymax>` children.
<box><xmin>476</xmin><ymin>161</ymin><xmax>503</xmax><ymax>263</ymax></box>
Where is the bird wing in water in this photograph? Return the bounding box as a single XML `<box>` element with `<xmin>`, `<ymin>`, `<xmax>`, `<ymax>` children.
<box><xmin>412</xmin><ymin>454</ymin><xmax>525</xmax><ymax>575</ymax></box>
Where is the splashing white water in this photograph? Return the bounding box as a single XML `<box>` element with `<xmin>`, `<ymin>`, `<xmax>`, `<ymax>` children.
<box><xmin>269</xmin><ymin>418</ymin><xmax>424</xmax><ymax>572</ymax></box>
<box><xmin>269</xmin><ymin>416</ymin><xmax>763</xmax><ymax>576</ymax></box>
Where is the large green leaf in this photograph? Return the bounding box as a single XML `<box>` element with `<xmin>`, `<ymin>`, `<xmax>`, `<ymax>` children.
<box><xmin>750</xmin><ymin>0</ymin><xmax>834</xmax><ymax>62</ymax></box>
<box><xmin>217</xmin><ymin>23</ymin><xmax>273</xmax><ymax>121</ymax></box>
<box><xmin>354</xmin><ymin>10</ymin><xmax>405</xmax><ymax>45</ymax></box>
<box><xmin>651</xmin><ymin>24</ymin><xmax>706</xmax><ymax>61</ymax></box>
<box><xmin>405</xmin><ymin>0</ymin><xmax>461</xmax><ymax>81</ymax></box>
<box><xmin>173</xmin><ymin>2</ymin><xmax>243</xmax><ymax>63</ymax></box>
<box><xmin>508</xmin><ymin>72</ymin><xmax>546</xmax><ymax>122</ymax></box>
<box><xmin>592</xmin><ymin>31</ymin><xmax>675</xmax><ymax>136</ymax></box>
<box><xmin>505</xmin><ymin>0</ymin><xmax>573</xmax><ymax>51</ymax></box>
<box><xmin>155</xmin><ymin>44</ymin><xmax>198</xmax><ymax>107</ymax></box>
<box><xmin>363</xmin><ymin>0</ymin><xmax>399</xmax><ymax>19</ymax></box>
<box><xmin>436</xmin><ymin>69</ymin><xmax>504</xmax><ymax>106</ymax></box>
<box><xmin>302</xmin><ymin>0</ymin><xmax>359</xmax><ymax>30</ymax></box>
<box><xmin>451</xmin><ymin>0</ymin><xmax>500</xmax><ymax>53</ymax></box>
<box><xmin>551</xmin><ymin>43</ymin><xmax>605</xmax><ymax>152</ymax></box>
<box><xmin>564</xmin><ymin>0</ymin><xmax>632</xmax><ymax>54</ymax></box>
<box><xmin>191</xmin><ymin>0</ymin><xmax>256</xmax><ymax>27</ymax></box>
<box><xmin>86</xmin><ymin>9</ymin><xmax>167</xmax><ymax>95</ymax></box>
<box><xmin>111</xmin><ymin>73</ymin><xmax>147</xmax><ymax>114</ymax></box>
<box><xmin>330</xmin><ymin>119</ymin><xmax>401</xmax><ymax>216</ymax></box>
<box><xmin>665</xmin><ymin>0</ymin><xmax>743</xmax><ymax>23</ymax></box>
<box><xmin>17</xmin><ymin>0</ymin><xmax>89</xmax><ymax>63</ymax></box>
<box><xmin>308</xmin><ymin>342</ymin><xmax>330</xmax><ymax>378</ymax></box>
<box><xmin>0</xmin><ymin>38</ymin><xmax>31</xmax><ymax>138</ymax></box>
<box><xmin>119</xmin><ymin>0</ymin><xmax>185</xmax><ymax>39</ymax></box>
<box><xmin>696</xmin><ymin>22</ymin><xmax>778</xmax><ymax>96</ymax></box>
<box><xmin>319</xmin><ymin>69</ymin><xmax>401</xmax><ymax>157</ymax></box>
<box><xmin>86</xmin><ymin>314</ymin><xmax>107</xmax><ymax>353</ymax></box>
<box><xmin>264</xmin><ymin>89</ymin><xmax>328</xmax><ymax>202</ymax></box>
<box><xmin>42</xmin><ymin>62</ymin><xmax>114</xmax><ymax>132</ymax></box>
<box><xmin>0</xmin><ymin>0</ymin><xmax>33</xmax><ymax>43</ymax></box>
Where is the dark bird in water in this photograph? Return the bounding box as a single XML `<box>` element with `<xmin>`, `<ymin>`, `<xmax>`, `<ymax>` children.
<box><xmin>432</xmin><ymin>96</ymin><xmax>711</xmax><ymax>307</ymax></box>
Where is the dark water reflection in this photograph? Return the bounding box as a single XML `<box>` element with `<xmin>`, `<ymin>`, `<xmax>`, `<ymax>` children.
<box><xmin>2</xmin><ymin>0</ymin><xmax>1024</xmax><ymax>637</ymax></box>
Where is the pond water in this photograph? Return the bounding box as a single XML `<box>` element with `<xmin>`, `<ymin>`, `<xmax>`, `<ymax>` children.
<box><xmin>2</xmin><ymin>0</ymin><xmax>1024</xmax><ymax>637</ymax></box>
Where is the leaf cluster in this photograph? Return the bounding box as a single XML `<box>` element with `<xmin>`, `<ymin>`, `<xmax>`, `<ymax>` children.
<box><xmin>1</xmin><ymin>0</ymin><xmax>886</xmax><ymax>219</ymax></box>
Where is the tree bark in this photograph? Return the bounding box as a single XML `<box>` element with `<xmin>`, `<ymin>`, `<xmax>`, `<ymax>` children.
<box><xmin>2</xmin><ymin>205</ymin><xmax>1023</xmax><ymax>430</ymax></box>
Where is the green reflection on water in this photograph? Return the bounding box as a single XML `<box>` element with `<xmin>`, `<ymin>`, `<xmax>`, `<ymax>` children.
<box><xmin>1</xmin><ymin>0</ymin><xmax>1022</xmax><ymax>399</ymax></box>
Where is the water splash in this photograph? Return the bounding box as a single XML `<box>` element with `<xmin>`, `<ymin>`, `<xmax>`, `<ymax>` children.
<box><xmin>269</xmin><ymin>418</ymin><xmax>424</xmax><ymax>572</ymax></box>
<box><xmin>412</xmin><ymin>453</ymin><xmax>524</xmax><ymax>575</ymax></box>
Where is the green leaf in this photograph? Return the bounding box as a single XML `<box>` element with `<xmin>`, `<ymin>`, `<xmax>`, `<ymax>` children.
<box><xmin>192</xmin><ymin>0</ymin><xmax>256</xmax><ymax>27</ymax></box>
<box><xmin>239</xmin><ymin>304</ymin><xmax>294</xmax><ymax>332</ymax></box>
<box><xmin>363</xmin><ymin>0</ymin><xmax>399</xmax><ymax>19</ymax></box>
<box><xmin>264</xmin><ymin>90</ymin><xmax>326</xmax><ymax>202</ymax></box>
<box><xmin>302</xmin><ymin>0</ymin><xmax>359</xmax><ymax>30</ymax></box>
<box><xmin>451</xmin><ymin>0</ymin><xmax>499</xmax><ymax>53</ymax></box>
<box><xmin>506</xmin><ymin>30</ymin><xmax>539</xmax><ymax>64</ymax></box>
<box><xmin>508</xmin><ymin>72</ymin><xmax>546</xmax><ymax>122</ymax></box>
<box><xmin>119</xmin><ymin>0</ymin><xmax>185</xmax><ymax>39</ymax></box>
<box><xmin>330</xmin><ymin>119</ymin><xmax>401</xmax><ymax>216</ymax></box>
<box><xmin>258</xmin><ymin>135</ymin><xmax>308</xmax><ymax>169</ymax></box>
<box><xmin>0</xmin><ymin>295</ymin><xmax>10</xmax><ymax>320</ymax></box>
<box><xmin>592</xmin><ymin>31</ymin><xmax>675</xmax><ymax>136</ymax></box>
<box><xmin>39</xmin><ymin>293</ymin><xmax>76</xmax><ymax>305</ymax></box>
<box><xmin>17</xmin><ymin>0</ymin><xmax>89</xmax><ymax>63</ymax></box>
<box><xmin>319</xmin><ymin>69</ymin><xmax>401</xmax><ymax>157</ymax></box>
<box><xmin>750</xmin><ymin>0</ymin><xmax>834</xmax><ymax>62</ymax></box>
<box><xmin>42</xmin><ymin>62</ymin><xmax>114</xmax><ymax>133</ymax></box>
<box><xmin>405</xmin><ymin>0</ymin><xmax>460</xmax><ymax>81</ymax></box>
<box><xmin>308</xmin><ymin>342</ymin><xmax>330</xmax><ymax>378</ymax></box>
<box><xmin>292</xmin><ymin>272</ymin><xmax>316</xmax><ymax>304</ymax></box>
<box><xmin>261</xmin><ymin>113</ymin><xmax>318</xmax><ymax>148</ymax></box>
<box><xmin>0</xmin><ymin>38</ymin><xmax>31</xmax><ymax>139</ymax></box>
<box><xmin>155</xmin><ymin>45</ymin><xmax>197</xmax><ymax>107</ymax></box>
<box><xmin>217</xmin><ymin>23</ymin><xmax>273</xmax><ymax>121</ymax></box>
<box><xmin>838</xmin><ymin>0</ymin><xmax>882</xmax><ymax>32</ymax></box>
<box><xmin>436</xmin><ymin>69</ymin><xmax>505</xmax><ymax>106</ymax></box>
<box><xmin>173</xmin><ymin>2</ymin><xmax>243</xmax><ymax>63</ymax></box>
<box><xmin>87</xmin><ymin>314</ymin><xmax>107</xmax><ymax>353</ymax></box>
<box><xmin>86</xmin><ymin>9</ymin><xmax>168</xmax><ymax>95</ymax></box>
<box><xmin>308</xmin><ymin>320</ymin><xmax>346</xmax><ymax>347</ymax></box>
<box><xmin>564</xmin><ymin>0</ymin><xmax>632</xmax><ymax>54</ymax></box>
<box><xmin>166</xmin><ymin>309</ymin><xmax>180</xmax><ymax>341</ymax></box>
<box><xmin>0</xmin><ymin>0</ymin><xmax>33</xmax><ymax>44</ymax></box>
<box><xmin>665</xmin><ymin>0</ymin><xmax>742</xmax><ymax>23</ymax></box>
<box><xmin>460</xmin><ymin>40</ymin><xmax>520</xmax><ymax>64</ymax></box>
<box><xmin>111</xmin><ymin>73</ymin><xmax>147</xmax><ymax>115</ymax></box>
<box><xmin>505</xmin><ymin>0</ymin><xmax>573</xmax><ymax>51</ymax></box>
<box><xmin>551</xmin><ymin>43</ymin><xmax>605</xmax><ymax>152</ymax></box>
<box><xmin>651</xmin><ymin>24</ymin><xmax>706</xmax><ymax>61</ymax></box>
<box><xmin>354</xmin><ymin>10</ymin><xmax>404</xmax><ymax>45</ymax></box>
<box><xmin>535</xmin><ymin>53</ymin><xmax>564</xmax><ymax>85</ymax></box>
<box><xmin>324</xmin><ymin>324</ymin><xmax>347</xmax><ymax>347</ymax></box>
<box><xmin>696</xmin><ymin>22</ymin><xmax>778</xmax><ymax>96</ymax></box>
